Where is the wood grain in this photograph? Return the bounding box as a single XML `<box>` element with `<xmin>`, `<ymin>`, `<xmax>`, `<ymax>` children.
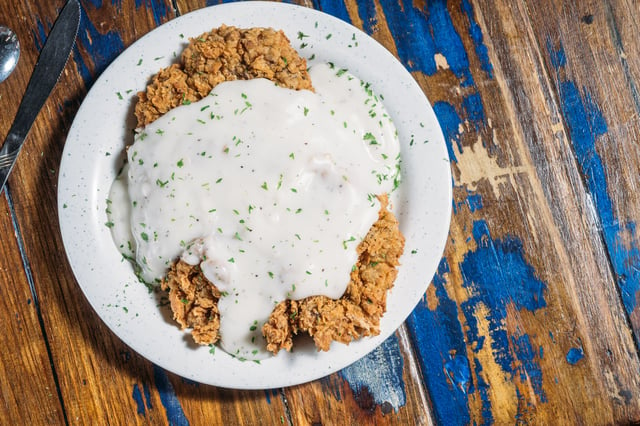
<box><xmin>358</xmin><ymin>0</ymin><xmax>640</xmax><ymax>424</ymax></box>
<box><xmin>2</xmin><ymin>0</ymin><xmax>640</xmax><ymax>424</ymax></box>
<box><xmin>525</xmin><ymin>0</ymin><xmax>640</xmax><ymax>343</ymax></box>
<box><xmin>0</xmin><ymin>193</ymin><xmax>65</xmax><ymax>424</ymax></box>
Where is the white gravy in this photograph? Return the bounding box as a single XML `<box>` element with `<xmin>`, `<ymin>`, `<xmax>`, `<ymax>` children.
<box><xmin>109</xmin><ymin>64</ymin><xmax>400</xmax><ymax>359</ymax></box>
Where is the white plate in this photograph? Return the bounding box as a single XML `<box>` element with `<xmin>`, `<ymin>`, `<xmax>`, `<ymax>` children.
<box><xmin>58</xmin><ymin>2</ymin><xmax>451</xmax><ymax>389</ymax></box>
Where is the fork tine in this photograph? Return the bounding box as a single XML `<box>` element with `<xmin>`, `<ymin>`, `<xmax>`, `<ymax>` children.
<box><xmin>0</xmin><ymin>152</ymin><xmax>17</xmax><ymax>169</ymax></box>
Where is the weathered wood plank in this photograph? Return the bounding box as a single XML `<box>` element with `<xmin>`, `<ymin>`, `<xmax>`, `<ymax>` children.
<box><xmin>525</xmin><ymin>0</ymin><xmax>640</xmax><ymax>346</ymax></box>
<box><xmin>355</xmin><ymin>0</ymin><xmax>640</xmax><ymax>424</ymax></box>
<box><xmin>0</xmin><ymin>193</ymin><xmax>65</xmax><ymax>424</ymax></box>
<box><xmin>283</xmin><ymin>328</ymin><xmax>433</xmax><ymax>425</ymax></box>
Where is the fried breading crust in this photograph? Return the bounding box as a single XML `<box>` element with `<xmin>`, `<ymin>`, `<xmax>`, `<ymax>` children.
<box><xmin>262</xmin><ymin>195</ymin><xmax>404</xmax><ymax>352</ymax></box>
<box><xmin>161</xmin><ymin>260</ymin><xmax>222</xmax><ymax>344</ymax></box>
<box><xmin>134</xmin><ymin>25</ymin><xmax>313</xmax><ymax>127</ymax></box>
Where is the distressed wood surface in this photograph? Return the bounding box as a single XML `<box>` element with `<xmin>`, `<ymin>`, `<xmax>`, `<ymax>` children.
<box><xmin>1</xmin><ymin>0</ymin><xmax>640</xmax><ymax>424</ymax></box>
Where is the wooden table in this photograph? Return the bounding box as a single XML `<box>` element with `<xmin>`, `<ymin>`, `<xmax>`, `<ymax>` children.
<box><xmin>2</xmin><ymin>0</ymin><xmax>640</xmax><ymax>424</ymax></box>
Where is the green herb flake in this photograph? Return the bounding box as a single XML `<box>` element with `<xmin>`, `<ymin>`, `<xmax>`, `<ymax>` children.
<box><xmin>342</xmin><ymin>236</ymin><xmax>356</xmax><ymax>249</ymax></box>
<box><xmin>363</xmin><ymin>132</ymin><xmax>378</xmax><ymax>145</ymax></box>
<box><xmin>140</xmin><ymin>232</ymin><xmax>149</xmax><ymax>242</ymax></box>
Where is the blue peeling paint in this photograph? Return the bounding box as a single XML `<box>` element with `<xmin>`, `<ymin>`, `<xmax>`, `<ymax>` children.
<box><xmin>132</xmin><ymin>384</ymin><xmax>145</xmax><ymax>415</ymax></box>
<box><xmin>462</xmin><ymin>92</ymin><xmax>485</xmax><ymax>126</ymax></box>
<box><xmin>548</xmin><ymin>41</ymin><xmax>566</xmax><ymax>68</ymax></box>
<box><xmin>467</xmin><ymin>192</ymin><xmax>483</xmax><ymax>212</ymax></box>
<box><xmin>473</xmin><ymin>360</ymin><xmax>494</xmax><ymax>423</ymax></box>
<box><xmin>548</xmin><ymin>41</ymin><xmax>640</xmax><ymax>314</ymax></box>
<box><xmin>511</xmin><ymin>334</ymin><xmax>546</xmax><ymax>402</ymax></box>
<box><xmin>143</xmin><ymin>382</ymin><xmax>153</xmax><ymax>409</ymax></box>
<box><xmin>566</xmin><ymin>347</ymin><xmax>584</xmax><ymax>365</ymax></box>
<box><xmin>374</xmin><ymin>0</ymin><xmax>474</xmax><ymax>86</ymax></box>
<box><xmin>458</xmin><ymin>220</ymin><xmax>548</xmax><ymax>410</ymax></box>
<box><xmin>454</xmin><ymin>190</ymin><xmax>483</xmax><ymax>215</ymax></box>
<box><xmin>407</xmin><ymin>259</ymin><xmax>472</xmax><ymax>426</ymax></box>
<box><xmin>460</xmin><ymin>0</ymin><xmax>493</xmax><ymax>78</ymax></box>
<box><xmin>31</xmin><ymin>18</ymin><xmax>48</xmax><ymax>53</ymax></box>
<box><xmin>135</xmin><ymin>0</ymin><xmax>172</xmax><ymax>27</ymax></box>
<box><xmin>153</xmin><ymin>365</ymin><xmax>189</xmax><ymax>425</ymax></box>
<box><xmin>338</xmin><ymin>334</ymin><xmax>407</xmax><ymax>412</ymax></box>
<box><xmin>314</xmin><ymin>1</ymin><xmax>351</xmax><ymax>24</ymax></box>
<box><xmin>72</xmin><ymin>4</ymin><xmax>125</xmax><ymax>89</ymax></box>
<box><xmin>353</xmin><ymin>1</ymin><xmax>377</xmax><ymax>41</ymax></box>
<box><xmin>444</xmin><ymin>354</ymin><xmax>471</xmax><ymax>394</ymax></box>
<box><xmin>433</xmin><ymin>101</ymin><xmax>462</xmax><ymax>163</ymax></box>
<box><xmin>263</xmin><ymin>388</ymin><xmax>279</xmax><ymax>405</ymax></box>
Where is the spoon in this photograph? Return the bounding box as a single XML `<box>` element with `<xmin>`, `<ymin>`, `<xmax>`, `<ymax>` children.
<box><xmin>0</xmin><ymin>26</ymin><xmax>19</xmax><ymax>83</ymax></box>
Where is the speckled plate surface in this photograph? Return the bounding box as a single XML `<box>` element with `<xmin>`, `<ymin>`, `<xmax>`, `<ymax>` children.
<box><xmin>58</xmin><ymin>2</ymin><xmax>451</xmax><ymax>389</ymax></box>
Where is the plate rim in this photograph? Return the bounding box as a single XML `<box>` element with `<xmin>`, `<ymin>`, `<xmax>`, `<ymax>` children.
<box><xmin>58</xmin><ymin>1</ymin><xmax>452</xmax><ymax>389</ymax></box>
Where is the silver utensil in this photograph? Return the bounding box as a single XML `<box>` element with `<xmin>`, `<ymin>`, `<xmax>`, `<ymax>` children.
<box><xmin>0</xmin><ymin>0</ymin><xmax>80</xmax><ymax>193</ymax></box>
<box><xmin>0</xmin><ymin>25</ymin><xmax>19</xmax><ymax>83</ymax></box>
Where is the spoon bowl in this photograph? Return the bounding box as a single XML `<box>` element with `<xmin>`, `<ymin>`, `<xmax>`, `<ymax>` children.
<box><xmin>0</xmin><ymin>26</ymin><xmax>19</xmax><ymax>83</ymax></box>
